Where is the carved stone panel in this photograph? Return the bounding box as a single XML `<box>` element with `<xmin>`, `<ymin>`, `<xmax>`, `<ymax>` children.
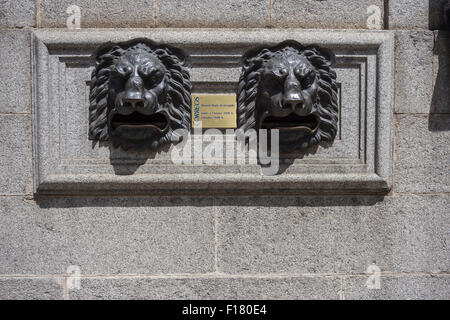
<box><xmin>32</xmin><ymin>29</ymin><xmax>394</xmax><ymax>195</ymax></box>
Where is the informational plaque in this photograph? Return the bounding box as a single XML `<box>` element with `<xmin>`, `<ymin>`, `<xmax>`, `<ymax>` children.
<box><xmin>191</xmin><ymin>94</ymin><xmax>237</xmax><ymax>128</ymax></box>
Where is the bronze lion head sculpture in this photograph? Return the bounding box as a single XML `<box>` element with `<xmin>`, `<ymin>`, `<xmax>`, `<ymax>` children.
<box><xmin>89</xmin><ymin>39</ymin><xmax>191</xmax><ymax>151</ymax></box>
<box><xmin>237</xmin><ymin>40</ymin><xmax>338</xmax><ymax>152</ymax></box>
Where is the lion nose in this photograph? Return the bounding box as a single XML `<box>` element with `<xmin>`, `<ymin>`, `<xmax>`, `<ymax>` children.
<box><xmin>123</xmin><ymin>76</ymin><xmax>145</xmax><ymax>109</ymax></box>
<box><xmin>283</xmin><ymin>76</ymin><xmax>304</xmax><ymax>111</ymax></box>
<box><xmin>123</xmin><ymin>96</ymin><xmax>145</xmax><ymax>109</ymax></box>
<box><xmin>283</xmin><ymin>96</ymin><xmax>304</xmax><ymax>111</ymax></box>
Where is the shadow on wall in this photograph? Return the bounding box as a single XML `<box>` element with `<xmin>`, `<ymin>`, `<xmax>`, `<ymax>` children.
<box><xmin>430</xmin><ymin>0</ymin><xmax>448</xmax><ymax>30</ymax></box>
<box><xmin>92</xmin><ymin>140</ymin><xmax>164</xmax><ymax>175</ymax></box>
<box><xmin>431</xmin><ymin>33</ymin><xmax>450</xmax><ymax>115</ymax></box>
<box><xmin>34</xmin><ymin>195</ymin><xmax>386</xmax><ymax>209</ymax></box>
<box><xmin>108</xmin><ymin>143</ymin><xmax>171</xmax><ymax>176</ymax></box>
<box><xmin>430</xmin><ymin>1</ymin><xmax>450</xmax><ymax>131</ymax></box>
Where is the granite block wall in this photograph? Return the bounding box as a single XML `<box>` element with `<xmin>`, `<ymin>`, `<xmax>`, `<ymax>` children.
<box><xmin>0</xmin><ymin>0</ymin><xmax>448</xmax><ymax>300</ymax></box>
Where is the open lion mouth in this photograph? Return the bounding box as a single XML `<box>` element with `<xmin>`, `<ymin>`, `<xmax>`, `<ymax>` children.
<box><xmin>261</xmin><ymin>113</ymin><xmax>319</xmax><ymax>132</ymax></box>
<box><xmin>111</xmin><ymin>112</ymin><xmax>169</xmax><ymax>132</ymax></box>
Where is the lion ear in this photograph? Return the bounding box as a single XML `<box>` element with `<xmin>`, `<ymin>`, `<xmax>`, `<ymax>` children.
<box><xmin>158</xmin><ymin>44</ymin><xmax>191</xmax><ymax>67</ymax></box>
<box><xmin>314</xmin><ymin>47</ymin><xmax>336</xmax><ymax>67</ymax></box>
<box><xmin>242</xmin><ymin>49</ymin><xmax>266</xmax><ymax>70</ymax></box>
<box><xmin>91</xmin><ymin>42</ymin><xmax>122</xmax><ymax>66</ymax></box>
<box><xmin>242</xmin><ymin>56</ymin><xmax>254</xmax><ymax>69</ymax></box>
<box><xmin>241</xmin><ymin>46</ymin><xmax>266</xmax><ymax>68</ymax></box>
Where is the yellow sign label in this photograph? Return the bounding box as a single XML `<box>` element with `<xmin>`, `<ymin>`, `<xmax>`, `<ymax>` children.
<box><xmin>191</xmin><ymin>94</ymin><xmax>237</xmax><ymax>129</ymax></box>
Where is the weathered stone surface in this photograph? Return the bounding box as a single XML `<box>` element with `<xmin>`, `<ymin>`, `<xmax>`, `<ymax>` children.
<box><xmin>432</xmin><ymin>31</ymin><xmax>450</xmax><ymax>114</ymax></box>
<box><xmin>395</xmin><ymin>114</ymin><xmax>450</xmax><ymax>193</ymax></box>
<box><xmin>395</xmin><ymin>31</ymin><xmax>434</xmax><ymax>114</ymax></box>
<box><xmin>389</xmin><ymin>0</ymin><xmax>429</xmax><ymax>29</ymax></box>
<box><xmin>1</xmin><ymin>2</ymin><xmax>448</xmax><ymax>301</ymax></box>
<box><xmin>345</xmin><ymin>275</ymin><xmax>450</xmax><ymax>300</ymax></box>
<box><xmin>0</xmin><ymin>278</ymin><xmax>63</xmax><ymax>300</ymax></box>
<box><xmin>271</xmin><ymin>0</ymin><xmax>384</xmax><ymax>29</ymax></box>
<box><xmin>69</xmin><ymin>276</ymin><xmax>341</xmax><ymax>300</ymax></box>
<box><xmin>0</xmin><ymin>196</ymin><xmax>215</xmax><ymax>274</ymax></box>
<box><xmin>0</xmin><ymin>115</ymin><xmax>32</xmax><ymax>194</ymax></box>
<box><xmin>0</xmin><ymin>30</ymin><xmax>31</xmax><ymax>114</ymax></box>
<box><xmin>40</xmin><ymin>0</ymin><xmax>154</xmax><ymax>28</ymax></box>
<box><xmin>0</xmin><ymin>0</ymin><xmax>35</xmax><ymax>27</ymax></box>
<box><xmin>217</xmin><ymin>195</ymin><xmax>450</xmax><ymax>274</ymax></box>
<box><xmin>158</xmin><ymin>0</ymin><xmax>268</xmax><ymax>28</ymax></box>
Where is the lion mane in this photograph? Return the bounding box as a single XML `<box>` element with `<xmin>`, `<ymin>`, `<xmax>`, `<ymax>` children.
<box><xmin>237</xmin><ymin>40</ymin><xmax>338</xmax><ymax>150</ymax></box>
<box><xmin>88</xmin><ymin>39</ymin><xmax>191</xmax><ymax>150</ymax></box>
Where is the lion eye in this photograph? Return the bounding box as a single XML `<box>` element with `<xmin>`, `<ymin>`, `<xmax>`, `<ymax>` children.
<box><xmin>279</xmin><ymin>68</ymin><xmax>288</xmax><ymax>77</ymax></box>
<box><xmin>115</xmin><ymin>65</ymin><xmax>132</xmax><ymax>77</ymax></box>
<box><xmin>142</xmin><ymin>69</ymin><xmax>164</xmax><ymax>87</ymax></box>
<box><xmin>301</xmin><ymin>72</ymin><xmax>315</xmax><ymax>88</ymax></box>
<box><xmin>139</xmin><ymin>64</ymin><xmax>154</xmax><ymax>77</ymax></box>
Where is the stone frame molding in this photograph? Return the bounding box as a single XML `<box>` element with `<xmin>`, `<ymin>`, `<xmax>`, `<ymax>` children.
<box><xmin>32</xmin><ymin>29</ymin><xmax>394</xmax><ymax>195</ymax></box>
